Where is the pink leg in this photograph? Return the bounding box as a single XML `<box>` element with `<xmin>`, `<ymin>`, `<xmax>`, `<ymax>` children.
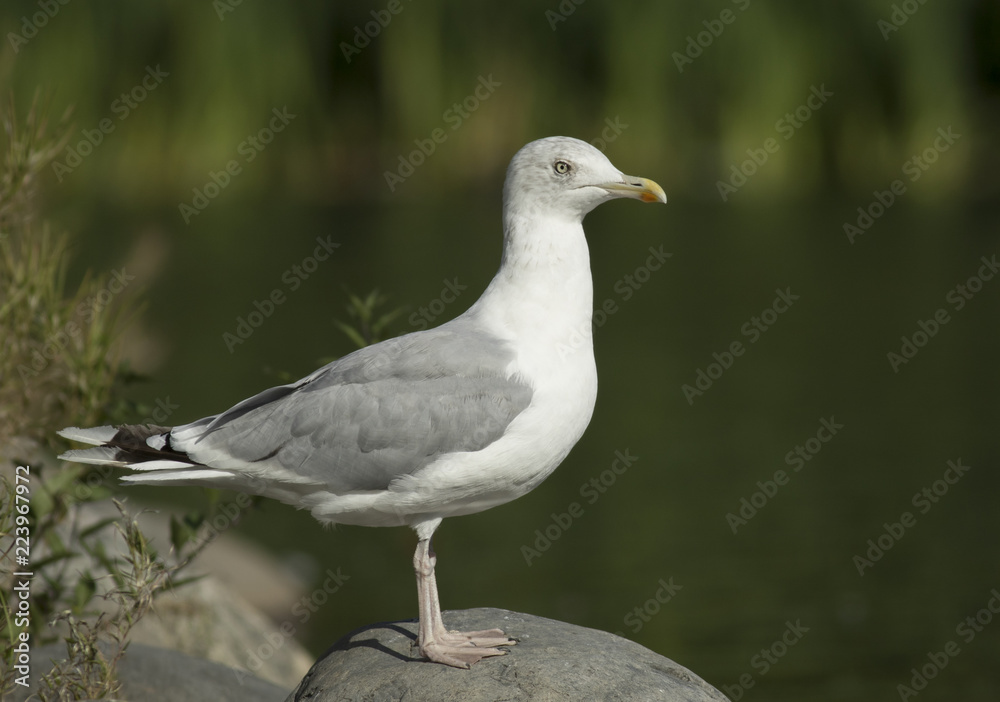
<box><xmin>413</xmin><ymin>538</ymin><xmax>516</xmax><ymax>668</ymax></box>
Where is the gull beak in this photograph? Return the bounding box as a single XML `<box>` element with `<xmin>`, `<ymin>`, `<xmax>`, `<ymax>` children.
<box><xmin>599</xmin><ymin>175</ymin><xmax>667</xmax><ymax>204</ymax></box>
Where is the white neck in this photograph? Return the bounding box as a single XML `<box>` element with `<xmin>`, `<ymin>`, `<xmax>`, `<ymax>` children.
<box><xmin>469</xmin><ymin>209</ymin><xmax>594</xmax><ymax>376</ymax></box>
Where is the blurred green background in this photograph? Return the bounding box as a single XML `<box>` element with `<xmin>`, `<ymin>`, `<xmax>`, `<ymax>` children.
<box><xmin>3</xmin><ymin>0</ymin><xmax>999</xmax><ymax>699</ymax></box>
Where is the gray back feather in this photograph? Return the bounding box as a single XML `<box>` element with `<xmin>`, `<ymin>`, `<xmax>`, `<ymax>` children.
<box><xmin>178</xmin><ymin>319</ymin><xmax>533</xmax><ymax>493</ymax></box>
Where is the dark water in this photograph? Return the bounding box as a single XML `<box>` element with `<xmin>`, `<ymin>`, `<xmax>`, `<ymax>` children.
<box><xmin>65</xmin><ymin>193</ymin><xmax>999</xmax><ymax>700</ymax></box>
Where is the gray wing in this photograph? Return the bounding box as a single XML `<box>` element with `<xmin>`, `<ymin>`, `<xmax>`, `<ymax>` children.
<box><xmin>172</xmin><ymin>319</ymin><xmax>533</xmax><ymax>493</ymax></box>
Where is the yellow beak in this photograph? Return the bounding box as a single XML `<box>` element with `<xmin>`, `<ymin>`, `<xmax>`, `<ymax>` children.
<box><xmin>599</xmin><ymin>176</ymin><xmax>667</xmax><ymax>204</ymax></box>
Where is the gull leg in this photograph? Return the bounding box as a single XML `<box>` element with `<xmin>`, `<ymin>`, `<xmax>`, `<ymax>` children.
<box><xmin>413</xmin><ymin>537</ymin><xmax>516</xmax><ymax>668</ymax></box>
<box><xmin>423</xmin><ymin>540</ymin><xmax>514</xmax><ymax>644</ymax></box>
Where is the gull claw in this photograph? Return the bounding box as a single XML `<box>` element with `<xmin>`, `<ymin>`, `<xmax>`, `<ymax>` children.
<box><xmin>420</xmin><ymin>631</ymin><xmax>516</xmax><ymax>668</ymax></box>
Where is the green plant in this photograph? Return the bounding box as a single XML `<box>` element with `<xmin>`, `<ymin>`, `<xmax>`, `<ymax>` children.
<box><xmin>35</xmin><ymin>499</ymin><xmax>216</xmax><ymax>701</ymax></box>
<box><xmin>0</xmin><ymin>93</ymin><xmax>123</xmax><ymax>450</ymax></box>
<box><xmin>0</xmin><ymin>93</ymin><xmax>389</xmax><ymax>699</ymax></box>
<box><xmin>0</xmin><ymin>94</ymin><xmax>202</xmax><ymax>700</ymax></box>
<box><xmin>333</xmin><ymin>287</ymin><xmax>405</xmax><ymax>349</ymax></box>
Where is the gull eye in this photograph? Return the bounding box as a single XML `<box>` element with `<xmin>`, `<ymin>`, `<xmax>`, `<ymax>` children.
<box><xmin>553</xmin><ymin>160</ymin><xmax>571</xmax><ymax>175</ymax></box>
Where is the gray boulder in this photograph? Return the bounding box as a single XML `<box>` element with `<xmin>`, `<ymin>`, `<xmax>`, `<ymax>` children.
<box><xmin>9</xmin><ymin>642</ymin><xmax>288</xmax><ymax>702</ymax></box>
<box><xmin>286</xmin><ymin>608</ymin><xmax>726</xmax><ymax>702</ymax></box>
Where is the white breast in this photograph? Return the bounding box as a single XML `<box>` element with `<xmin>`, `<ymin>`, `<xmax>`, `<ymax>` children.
<box><xmin>372</xmin><ymin>213</ymin><xmax>599</xmax><ymax>523</ymax></box>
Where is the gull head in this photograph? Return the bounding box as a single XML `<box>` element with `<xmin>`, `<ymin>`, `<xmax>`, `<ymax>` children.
<box><xmin>503</xmin><ymin>136</ymin><xmax>666</xmax><ymax>222</ymax></box>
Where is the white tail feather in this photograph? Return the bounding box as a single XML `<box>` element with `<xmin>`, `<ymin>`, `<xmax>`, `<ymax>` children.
<box><xmin>121</xmin><ymin>469</ymin><xmax>234</xmax><ymax>484</ymax></box>
<box><xmin>123</xmin><ymin>459</ymin><xmax>196</xmax><ymax>471</ymax></box>
<box><xmin>57</xmin><ymin>447</ymin><xmax>125</xmax><ymax>466</ymax></box>
<box><xmin>57</xmin><ymin>426</ymin><xmax>117</xmax><ymax>446</ymax></box>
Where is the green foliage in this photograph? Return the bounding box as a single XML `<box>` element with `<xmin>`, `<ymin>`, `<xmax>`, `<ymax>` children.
<box><xmin>30</xmin><ymin>500</ymin><xmax>211</xmax><ymax>702</ymax></box>
<box><xmin>0</xmin><ymin>1</ymin><xmax>992</xmax><ymax>203</ymax></box>
<box><xmin>334</xmin><ymin>288</ymin><xmax>406</xmax><ymax>349</ymax></box>
<box><xmin>0</xmin><ymin>94</ymin><xmax>397</xmax><ymax>698</ymax></box>
<box><xmin>0</xmin><ymin>94</ymin><xmax>130</xmax><ymax>449</ymax></box>
<box><xmin>0</xmin><ymin>95</ymin><xmax>222</xmax><ymax>700</ymax></box>
<box><xmin>0</xmin><ymin>464</ymin><xmax>238</xmax><ymax>698</ymax></box>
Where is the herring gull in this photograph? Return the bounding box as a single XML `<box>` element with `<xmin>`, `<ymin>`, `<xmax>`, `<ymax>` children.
<box><xmin>58</xmin><ymin>135</ymin><xmax>667</xmax><ymax>668</ymax></box>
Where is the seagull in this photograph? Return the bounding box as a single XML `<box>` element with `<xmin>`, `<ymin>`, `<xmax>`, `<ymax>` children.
<box><xmin>58</xmin><ymin>136</ymin><xmax>666</xmax><ymax>668</ymax></box>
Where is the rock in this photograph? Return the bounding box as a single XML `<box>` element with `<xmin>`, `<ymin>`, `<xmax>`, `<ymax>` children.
<box><xmin>286</xmin><ymin>608</ymin><xmax>727</xmax><ymax>702</ymax></box>
<box><xmin>0</xmin><ymin>488</ymin><xmax>314</xmax><ymax>689</ymax></box>
<box><xmin>9</xmin><ymin>642</ymin><xmax>288</xmax><ymax>702</ymax></box>
<box><xmin>78</xmin><ymin>498</ymin><xmax>316</xmax><ymax>686</ymax></box>
<box><xmin>125</xmin><ymin>575</ymin><xmax>313</xmax><ymax>688</ymax></box>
